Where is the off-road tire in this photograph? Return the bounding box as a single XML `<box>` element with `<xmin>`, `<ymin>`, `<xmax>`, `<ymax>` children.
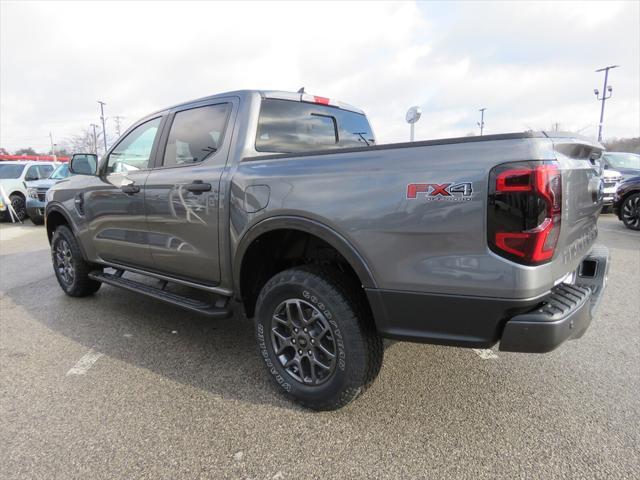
<box><xmin>255</xmin><ymin>265</ymin><xmax>383</xmax><ymax>410</ymax></box>
<box><xmin>51</xmin><ymin>226</ymin><xmax>102</xmax><ymax>297</ymax></box>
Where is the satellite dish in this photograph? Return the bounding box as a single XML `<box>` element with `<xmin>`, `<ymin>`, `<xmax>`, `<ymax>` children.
<box><xmin>406</xmin><ymin>106</ymin><xmax>422</xmax><ymax>124</ymax></box>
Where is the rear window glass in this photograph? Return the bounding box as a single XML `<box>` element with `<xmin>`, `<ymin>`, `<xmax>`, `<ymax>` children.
<box><xmin>256</xmin><ymin>98</ymin><xmax>374</xmax><ymax>153</ymax></box>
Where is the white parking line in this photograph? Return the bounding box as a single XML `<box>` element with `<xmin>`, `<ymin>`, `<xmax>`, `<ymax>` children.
<box><xmin>472</xmin><ymin>348</ymin><xmax>499</xmax><ymax>360</ymax></box>
<box><xmin>66</xmin><ymin>349</ymin><xmax>103</xmax><ymax>376</ymax></box>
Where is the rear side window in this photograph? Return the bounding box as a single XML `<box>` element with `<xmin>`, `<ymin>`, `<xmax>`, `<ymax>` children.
<box><xmin>163</xmin><ymin>103</ymin><xmax>231</xmax><ymax>167</ymax></box>
<box><xmin>256</xmin><ymin>99</ymin><xmax>375</xmax><ymax>153</ymax></box>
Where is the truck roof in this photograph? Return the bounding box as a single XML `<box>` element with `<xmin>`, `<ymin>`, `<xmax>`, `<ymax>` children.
<box><xmin>156</xmin><ymin>89</ymin><xmax>365</xmax><ymax>116</ymax></box>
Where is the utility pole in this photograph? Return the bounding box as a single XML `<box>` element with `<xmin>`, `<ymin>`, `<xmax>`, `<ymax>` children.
<box><xmin>477</xmin><ymin>108</ymin><xmax>486</xmax><ymax>136</ymax></box>
<box><xmin>113</xmin><ymin>116</ymin><xmax>124</xmax><ymax>137</ymax></box>
<box><xmin>90</xmin><ymin>123</ymin><xmax>99</xmax><ymax>154</ymax></box>
<box><xmin>49</xmin><ymin>132</ymin><xmax>56</xmax><ymax>158</ymax></box>
<box><xmin>594</xmin><ymin>65</ymin><xmax>619</xmax><ymax>142</ymax></box>
<box><xmin>97</xmin><ymin>100</ymin><xmax>108</xmax><ymax>153</ymax></box>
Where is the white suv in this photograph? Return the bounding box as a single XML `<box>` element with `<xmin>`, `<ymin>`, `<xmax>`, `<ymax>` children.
<box><xmin>0</xmin><ymin>161</ymin><xmax>58</xmax><ymax>221</ymax></box>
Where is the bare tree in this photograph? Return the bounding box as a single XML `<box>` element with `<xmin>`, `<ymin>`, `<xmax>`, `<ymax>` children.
<box><xmin>60</xmin><ymin>129</ymin><xmax>97</xmax><ymax>154</ymax></box>
<box><xmin>603</xmin><ymin>137</ymin><xmax>640</xmax><ymax>153</ymax></box>
<box><xmin>61</xmin><ymin>128</ymin><xmax>115</xmax><ymax>156</ymax></box>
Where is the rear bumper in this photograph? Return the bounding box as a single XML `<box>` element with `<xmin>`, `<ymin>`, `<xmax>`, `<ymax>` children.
<box><xmin>501</xmin><ymin>244</ymin><xmax>609</xmax><ymax>352</ymax></box>
<box><xmin>367</xmin><ymin>244</ymin><xmax>610</xmax><ymax>353</ymax></box>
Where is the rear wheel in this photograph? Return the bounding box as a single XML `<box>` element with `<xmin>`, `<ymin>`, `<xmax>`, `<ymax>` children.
<box><xmin>621</xmin><ymin>193</ymin><xmax>640</xmax><ymax>230</ymax></box>
<box><xmin>51</xmin><ymin>226</ymin><xmax>102</xmax><ymax>296</ymax></box>
<box><xmin>255</xmin><ymin>265</ymin><xmax>383</xmax><ymax>410</ymax></box>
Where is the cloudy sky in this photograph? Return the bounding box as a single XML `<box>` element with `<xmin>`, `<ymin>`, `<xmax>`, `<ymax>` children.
<box><xmin>1</xmin><ymin>0</ymin><xmax>638</xmax><ymax>153</ymax></box>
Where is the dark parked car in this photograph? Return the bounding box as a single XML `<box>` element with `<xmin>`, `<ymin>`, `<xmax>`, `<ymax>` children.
<box><xmin>602</xmin><ymin>151</ymin><xmax>640</xmax><ymax>181</ymax></box>
<box><xmin>613</xmin><ymin>176</ymin><xmax>640</xmax><ymax>230</ymax></box>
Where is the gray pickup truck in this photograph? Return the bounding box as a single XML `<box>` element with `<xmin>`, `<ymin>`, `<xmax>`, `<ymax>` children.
<box><xmin>46</xmin><ymin>90</ymin><xmax>609</xmax><ymax>410</ymax></box>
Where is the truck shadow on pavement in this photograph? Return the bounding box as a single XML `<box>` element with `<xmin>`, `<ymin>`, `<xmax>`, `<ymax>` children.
<box><xmin>8</xmin><ymin>274</ymin><xmax>309</xmax><ymax>411</ymax></box>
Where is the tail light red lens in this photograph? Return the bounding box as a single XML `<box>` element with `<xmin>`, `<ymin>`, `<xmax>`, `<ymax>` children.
<box><xmin>488</xmin><ymin>161</ymin><xmax>562</xmax><ymax>265</ymax></box>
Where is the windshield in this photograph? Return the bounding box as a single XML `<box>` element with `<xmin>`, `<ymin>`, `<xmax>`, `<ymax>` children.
<box><xmin>0</xmin><ymin>164</ymin><xmax>26</xmax><ymax>179</ymax></box>
<box><xmin>604</xmin><ymin>153</ymin><xmax>640</xmax><ymax>170</ymax></box>
<box><xmin>50</xmin><ymin>164</ymin><xmax>70</xmax><ymax>179</ymax></box>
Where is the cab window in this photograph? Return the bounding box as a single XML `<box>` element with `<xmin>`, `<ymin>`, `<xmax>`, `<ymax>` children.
<box><xmin>162</xmin><ymin>103</ymin><xmax>230</xmax><ymax>167</ymax></box>
<box><xmin>106</xmin><ymin>117</ymin><xmax>161</xmax><ymax>174</ymax></box>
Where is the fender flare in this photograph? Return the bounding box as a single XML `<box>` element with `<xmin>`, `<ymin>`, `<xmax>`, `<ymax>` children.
<box><xmin>233</xmin><ymin>215</ymin><xmax>378</xmax><ymax>295</ymax></box>
<box><xmin>45</xmin><ymin>203</ymin><xmax>75</xmax><ymax>229</ymax></box>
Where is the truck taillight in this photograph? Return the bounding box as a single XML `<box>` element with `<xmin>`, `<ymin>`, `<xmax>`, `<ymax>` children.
<box><xmin>488</xmin><ymin>161</ymin><xmax>562</xmax><ymax>265</ymax></box>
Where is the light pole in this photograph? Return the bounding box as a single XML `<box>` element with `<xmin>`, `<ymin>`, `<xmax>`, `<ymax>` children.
<box><xmin>477</xmin><ymin>108</ymin><xmax>486</xmax><ymax>136</ymax></box>
<box><xmin>406</xmin><ymin>106</ymin><xmax>422</xmax><ymax>142</ymax></box>
<box><xmin>97</xmin><ymin>100</ymin><xmax>108</xmax><ymax>153</ymax></box>
<box><xmin>594</xmin><ymin>65</ymin><xmax>619</xmax><ymax>142</ymax></box>
<box><xmin>90</xmin><ymin>123</ymin><xmax>99</xmax><ymax>154</ymax></box>
<box><xmin>49</xmin><ymin>132</ymin><xmax>56</xmax><ymax>158</ymax></box>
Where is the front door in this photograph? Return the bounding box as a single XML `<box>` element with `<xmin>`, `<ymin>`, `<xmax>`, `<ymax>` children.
<box><xmin>144</xmin><ymin>100</ymin><xmax>234</xmax><ymax>284</ymax></box>
<box><xmin>83</xmin><ymin>116</ymin><xmax>164</xmax><ymax>269</ymax></box>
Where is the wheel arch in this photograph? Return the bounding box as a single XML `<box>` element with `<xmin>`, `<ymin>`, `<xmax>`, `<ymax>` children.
<box><xmin>9</xmin><ymin>190</ymin><xmax>26</xmax><ymax>199</ymax></box>
<box><xmin>234</xmin><ymin>216</ymin><xmax>378</xmax><ymax>317</ymax></box>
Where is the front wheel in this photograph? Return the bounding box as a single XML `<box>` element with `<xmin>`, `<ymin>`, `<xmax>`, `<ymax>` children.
<box><xmin>30</xmin><ymin>214</ymin><xmax>44</xmax><ymax>225</ymax></box>
<box><xmin>621</xmin><ymin>193</ymin><xmax>640</xmax><ymax>230</ymax></box>
<box><xmin>9</xmin><ymin>194</ymin><xmax>27</xmax><ymax>221</ymax></box>
<box><xmin>51</xmin><ymin>226</ymin><xmax>102</xmax><ymax>297</ymax></box>
<box><xmin>255</xmin><ymin>265</ymin><xmax>383</xmax><ymax>410</ymax></box>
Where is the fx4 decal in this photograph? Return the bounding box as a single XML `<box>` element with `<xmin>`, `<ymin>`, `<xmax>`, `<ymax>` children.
<box><xmin>407</xmin><ymin>182</ymin><xmax>473</xmax><ymax>201</ymax></box>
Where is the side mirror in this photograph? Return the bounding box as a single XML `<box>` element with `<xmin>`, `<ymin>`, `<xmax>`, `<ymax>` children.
<box><xmin>25</xmin><ymin>173</ymin><xmax>39</xmax><ymax>181</ymax></box>
<box><xmin>69</xmin><ymin>153</ymin><xmax>98</xmax><ymax>175</ymax></box>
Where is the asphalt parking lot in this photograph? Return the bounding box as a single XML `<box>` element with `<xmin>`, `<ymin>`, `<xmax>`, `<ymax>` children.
<box><xmin>0</xmin><ymin>215</ymin><xmax>638</xmax><ymax>480</ymax></box>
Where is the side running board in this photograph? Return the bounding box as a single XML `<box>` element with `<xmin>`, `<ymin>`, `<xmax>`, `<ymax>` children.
<box><xmin>88</xmin><ymin>271</ymin><xmax>233</xmax><ymax>318</ymax></box>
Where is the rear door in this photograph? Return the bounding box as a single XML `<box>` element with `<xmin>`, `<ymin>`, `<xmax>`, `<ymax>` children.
<box><xmin>143</xmin><ymin>98</ymin><xmax>236</xmax><ymax>284</ymax></box>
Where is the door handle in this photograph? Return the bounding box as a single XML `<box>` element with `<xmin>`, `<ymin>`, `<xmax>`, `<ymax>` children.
<box><xmin>121</xmin><ymin>184</ymin><xmax>140</xmax><ymax>195</ymax></box>
<box><xmin>186</xmin><ymin>180</ymin><xmax>212</xmax><ymax>194</ymax></box>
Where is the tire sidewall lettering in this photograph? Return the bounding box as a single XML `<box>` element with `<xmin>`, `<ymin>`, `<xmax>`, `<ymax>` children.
<box><xmin>257</xmin><ymin>322</ymin><xmax>292</xmax><ymax>392</ymax></box>
<box><xmin>302</xmin><ymin>289</ymin><xmax>346</xmax><ymax>372</ymax></box>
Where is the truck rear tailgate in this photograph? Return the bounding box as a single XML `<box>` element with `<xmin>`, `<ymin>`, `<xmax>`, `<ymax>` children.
<box><xmin>548</xmin><ymin>136</ymin><xmax>603</xmax><ymax>281</ymax></box>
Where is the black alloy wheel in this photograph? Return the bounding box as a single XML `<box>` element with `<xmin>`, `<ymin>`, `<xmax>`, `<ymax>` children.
<box><xmin>54</xmin><ymin>238</ymin><xmax>75</xmax><ymax>286</ymax></box>
<box><xmin>270</xmin><ymin>298</ymin><xmax>338</xmax><ymax>386</ymax></box>
<box><xmin>10</xmin><ymin>194</ymin><xmax>27</xmax><ymax>221</ymax></box>
<box><xmin>621</xmin><ymin>193</ymin><xmax>640</xmax><ymax>230</ymax></box>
